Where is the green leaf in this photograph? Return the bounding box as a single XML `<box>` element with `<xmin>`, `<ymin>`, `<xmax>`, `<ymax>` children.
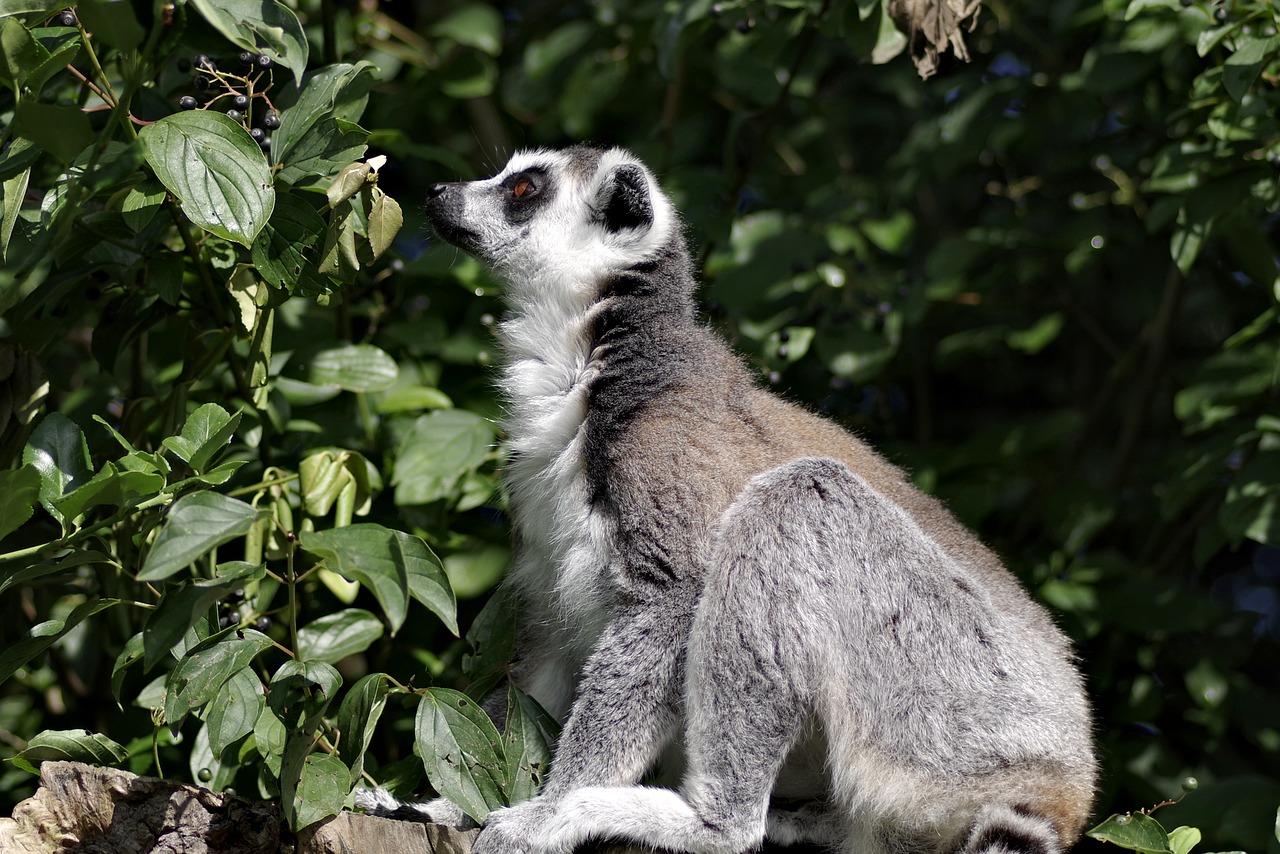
<box><xmin>304</xmin><ymin>343</ymin><xmax>399</xmax><ymax>392</ymax></box>
<box><xmin>274</xmin><ymin>118</ymin><xmax>369</xmax><ymax>189</ymax></box>
<box><xmin>296</xmin><ymin>608</ymin><xmax>384</xmax><ymax>663</ymax></box>
<box><xmin>415</xmin><ymin>687</ymin><xmax>507</xmax><ymax>822</ymax></box>
<box><xmin>1087</xmin><ymin>813</ymin><xmax>1174</xmax><ymax>854</ymax></box>
<box><xmin>0</xmin><ymin>550</ymin><xmax>113</xmax><ymax>598</ymax></box>
<box><xmin>0</xmin><ymin>463</ymin><xmax>41</xmax><ymax>542</ymax></box>
<box><xmin>254</xmin><ymin>702</ymin><xmax>287</xmax><ymax>773</ymax></box>
<box><xmin>110</xmin><ymin>632</ymin><xmax>144</xmax><ymax>702</ymax></box>
<box><xmin>299</xmin><ymin>449</ymin><xmax>373</xmax><ymax>521</ymax></box>
<box><xmin>1</xmin><ymin>20</ymin><xmax>77</xmax><ymax>96</ymax></box>
<box><xmin>121</xmin><ymin>180</ymin><xmax>166</xmax><ymax>233</ymax></box>
<box><xmin>444</xmin><ymin>543</ymin><xmax>509</xmax><ymax>600</ymax></box>
<box><xmin>318</xmin><ymin>200</ymin><xmax>361</xmax><ymax>282</ymax></box>
<box><xmin>1</xmin><ymin>162</ymin><xmax>29</xmax><ymax>263</ymax></box>
<box><xmin>1222</xmin><ymin>36</ymin><xmax>1278</xmax><ymax>102</ymax></box>
<box><xmin>434</xmin><ymin>5</ymin><xmax>503</xmax><ymax>55</ymax></box>
<box><xmin>266</xmin><ymin>659</ymin><xmax>342</xmax><ymax>731</ymax></box>
<box><xmin>143</xmin><ymin>561</ymin><xmax>265</xmax><ymax>669</ymax></box>
<box><xmin>393</xmin><ymin>410</ymin><xmax>496</xmax><ymax>506</ymax></box>
<box><xmin>301</xmin><ymin>525</ymin><xmax>412</xmax><ymax>631</ymax></box>
<box><xmin>161</xmin><ymin>403</ymin><xmax>241</xmax><ymax>474</ymax></box>
<box><xmin>77</xmin><ymin>0</ymin><xmax>145</xmax><ymax>49</ymax></box>
<box><xmin>250</xmin><ymin>190</ymin><xmax>331</xmax><ymax>297</ymax></box>
<box><xmin>501</xmin><ymin>685</ymin><xmax>555</xmax><ymax>804</ymax></box>
<box><xmin>22</xmin><ymin>412</ymin><xmax>92</xmax><ymax>525</ymax></box>
<box><xmin>11</xmin><ymin>102</ymin><xmax>92</xmax><ymax>165</ymax></box>
<box><xmin>10</xmin><ymin>729</ymin><xmax>129</xmax><ymax>775</ymax></box>
<box><xmin>0</xmin><ymin>598</ymin><xmax>122</xmax><ymax>685</ymax></box>
<box><xmin>140</xmin><ymin>111</ymin><xmax>275</xmax><ymax>247</ymax></box>
<box><xmin>462</xmin><ymin>588</ymin><xmax>517</xmax><ymax>696</ymax></box>
<box><xmin>185</xmin><ymin>0</ymin><xmax>308</xmax><ymax>85</ymax></box>
<box><xmin>52</xmin><ymin>462</ymin><xmax>165</xmax><ymax>523</ymax></box>
<box><xmin>335</xmin><ymin>674</ymin><xmax>390</xmax><ymax>785</ymax></box>
<box><xmin>273</xmin><ymin>63</ymin><xmax>377</xmax><ymax>168</ymax></box>
<box><xmin>163</xmin><ymin>628</ymin><xmax>274</xmax><ymax>729</ymax></box>
<box><xmin>139</xmin><ymin>492</ymin><xmax>263</xmax><ymax>581</ymax></box>
<box><xmin>1167</xmin><ymin>826</ymin><xmax>1202</xmax><ymax>854</ymax></box>
<box><xmin>189</xmin><ymin>718</ymin><xmax>238</xmax><ymax>790</ymax></box>
<box><xmin>363</xmin><ymin>186</ymin><xmax>403</xmax><ymax>263</ymax></box>
<box><xmin>375</xmin><ymin>386</ymin><xmax>453</xmax><ymax>414</ymax></box>
<box><xmin>206</xmin><ymin>666</ymin><xmax>265</xmax><ymax>757</ymax></box>
<box><xmin>406</xmin><ymin>541</ymin><xmax>459</xmax><ymax>636</ymax></box>
<box><xmin>292</xmin><ymin>752</ymin><xmax>350</xmax><ymax>829</ymax></box>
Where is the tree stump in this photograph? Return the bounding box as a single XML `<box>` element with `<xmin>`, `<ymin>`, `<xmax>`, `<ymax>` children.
<box><xmin>0</xmin><ymin>761</ymin><xmax>478</xmax><ymax>854</ymax></box>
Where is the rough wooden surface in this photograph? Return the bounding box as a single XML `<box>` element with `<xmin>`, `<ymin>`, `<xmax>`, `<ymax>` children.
<box><xmin>0</xmin><ymin>761</ymin><xmax>666</xmax><ymax>854</ymax></box>
<box><xmin>0</xmin><ymin>761</ymin><xmax>484</xmax><ymax>854</ymax></box>
<box><xmin>0</xmin><ymin>761</ymin><xmax>282</xmax><ymax>853</ymax></box>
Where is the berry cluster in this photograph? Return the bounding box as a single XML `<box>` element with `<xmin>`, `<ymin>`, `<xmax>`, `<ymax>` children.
<box><xmin>217</xmin><ymin>587</ymin><xmax>272</xmax><ymax>632</ymax></box>
<box><xmin>175</xmin><ymin>50</ymin><xmax>280</xmax><ymax>149</ymax></box>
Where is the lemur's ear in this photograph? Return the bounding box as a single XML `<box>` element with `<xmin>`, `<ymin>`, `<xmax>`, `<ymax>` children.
<box><xmin>597</xmin><ymin>164</ymin><xmax>653</xmax><ymax>233</ymax></box>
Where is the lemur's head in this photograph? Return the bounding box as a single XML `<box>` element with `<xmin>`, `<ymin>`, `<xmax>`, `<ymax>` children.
<box><xmin>426</xmin><ymin>147</ymin><xmax>680</xmax><ymax>298</ymax></box>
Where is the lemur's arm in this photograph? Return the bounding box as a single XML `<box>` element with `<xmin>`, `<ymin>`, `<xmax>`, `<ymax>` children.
<box><xmin>537</xmin><ymin>593</ymin><xmax>693</xmax><ymax>799</ymax></box>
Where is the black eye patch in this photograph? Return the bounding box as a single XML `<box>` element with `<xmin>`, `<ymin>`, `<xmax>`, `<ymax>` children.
<box><xmin>502</xmin><ymin>168</ymin><xmax>552</xmax><ymax>223</ymax></box>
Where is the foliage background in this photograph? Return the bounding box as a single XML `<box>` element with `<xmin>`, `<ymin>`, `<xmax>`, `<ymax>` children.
<box><xmin>1</xmin><ymin>0</ymin><xmax>1278</xmax><ymax>849</ymax></box>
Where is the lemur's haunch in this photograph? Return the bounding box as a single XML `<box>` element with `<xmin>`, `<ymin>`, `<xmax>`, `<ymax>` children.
<box><xmin>359</xmin><ymin>146</ymin><xmax>1097</xmax><ymax>854</ymax></box>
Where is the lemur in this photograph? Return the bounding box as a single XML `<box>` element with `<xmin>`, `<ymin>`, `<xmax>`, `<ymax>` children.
<box><xmin>358</xmin><ymin>146</ymin><xmax>1097</xmax><ymax>854</ymax></box>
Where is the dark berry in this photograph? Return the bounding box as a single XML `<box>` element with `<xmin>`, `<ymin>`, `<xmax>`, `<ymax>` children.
<box><xmin>58</xmin><ymin>10</ymin><xmax>76</xmax><ymax>26</ymax></box>
<box><xmin>736</xmin><ymin>18</ymin><xmax>753</xmax><ymax>33</ymax></box>
<box><xmin>226</xmin><ymin>109</ymin><xmax>242</xmax><ymax>121</ymax></box>
<box><xmin>178</xmin><ymin>95</ymin><xmax>198</xmax><ymax>110</ymax></box>
<box><xmin>255</xmin><ymin>616</ymin><xmax>271</xmax><ymax>632</ymax></box>
<box><xmin>778</xmin><ymin>330</ymin><xmax>790</xmax><ymax>343</ymax></box>
<box><xmin>227</xmin><ymin>611</ymin><xmax>241</xmax><ymax>625</ymax></box>
<box><xmin>250</xmin><ymin>127</ymin><xmax>265</xmax><ymax>141</ymax></box>
<box><xmin>230</xmin><ymin>588</ymin><xmax>246</xmax><ymax>602</ymax></box>
<box><xmin>262</xmin><ymin>111</ymin><xmax>280</xmax><ymax>129</ymax></box>
<box><xmin>256</xmin><ymin>54</ymin><xmax>273</xmax><ymax>69</ymax></box>
<box><xmin>238</xmin><ymin>50</ymin><xmax>255</xmax><ymax>65</ymax></box>
<box><xmin>258</xmin><ymin>135</ymin><xmax>271</xmax><ymax>149</ymax></box>
<box><xmin>233</xmin><ymin>93</ymin><xmax>249</xmax><ymax>110</ymax></box>
<box><xmin>193</xmin><ymin>76</ymin><xmax>209</xmax><ymax>91</ymax></box>
<box><xmin>193</xmin><ymin>54</ymin><xmax>216</xmax><ymax>72</ymax></box>
<box><xmin>777</xmin><ymin>345</ymin><xmax>789</xmax><ymax>358</ymax></box>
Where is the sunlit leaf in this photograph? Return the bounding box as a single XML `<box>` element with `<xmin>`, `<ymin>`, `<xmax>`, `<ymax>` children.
<box><xmin>415</xmin><ymin>687</ymin><xmax>506</xmax><ymax>822</ymax></box>
<box><xmin>140</xmin><ymin>111</ymin><xmax>274</xmax><ymax>247</ymax></box>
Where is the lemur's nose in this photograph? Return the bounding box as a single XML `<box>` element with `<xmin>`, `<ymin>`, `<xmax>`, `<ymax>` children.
<box><xmin>427</xmin><ymin>183</ymin><xmax>449</xmax><ymax>198</ymax></box>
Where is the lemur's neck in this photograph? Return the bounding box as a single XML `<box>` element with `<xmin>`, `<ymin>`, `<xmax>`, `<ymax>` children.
<box><xmin>497</xmin><ymin>247</ymin><xmax>699</xmax><ymax>455</ymax></box>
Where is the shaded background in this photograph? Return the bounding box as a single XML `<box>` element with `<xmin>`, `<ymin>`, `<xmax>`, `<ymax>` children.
<box><xmin>1</xmin><ymin>0</ymin><xmax>1278</xmax><ymax>849</ymax></box>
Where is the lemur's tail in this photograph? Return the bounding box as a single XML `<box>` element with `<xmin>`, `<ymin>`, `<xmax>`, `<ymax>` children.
<box><xmin>960</xmin><ymin>804</ymin><xmax>1062</xmax><ymax>854</ymax></box>
<box><xmin>353</xmin><ymin>787</ymin><xmax>473</xmax><ymax>827</ymax></box>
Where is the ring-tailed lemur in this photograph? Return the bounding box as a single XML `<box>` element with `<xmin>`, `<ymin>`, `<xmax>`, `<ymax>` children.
<box><xmin>358</xmin><ymin>146</ymin><xmax>1097</xmax><ymax>854</ymax></box>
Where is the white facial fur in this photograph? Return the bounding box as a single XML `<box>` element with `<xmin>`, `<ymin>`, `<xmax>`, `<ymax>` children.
<box><xmin>449</xmin><ymin>147</ymin><xmax>679</xmax><ymax>310</ymax></box>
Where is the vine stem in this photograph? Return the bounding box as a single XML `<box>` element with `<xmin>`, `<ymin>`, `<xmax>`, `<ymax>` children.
<box><xmin>0</xmin><ymin>492</ymin><xmax>174</xmax><ymax>565</ymax></box>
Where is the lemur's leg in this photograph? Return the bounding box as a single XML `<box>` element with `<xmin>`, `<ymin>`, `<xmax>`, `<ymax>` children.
<box><xmin>510</xmin><ymin>458</ymin><xmax>865</xmax><ymax>854</ymax></box>
<box><xmin>473</xmin><ymin>593</ymin><xmax>696</xmax><ymax>854</ymax></box>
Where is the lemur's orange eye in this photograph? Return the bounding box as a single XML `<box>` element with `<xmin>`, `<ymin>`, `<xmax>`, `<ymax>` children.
<box><xmin>513</xmin><ymin>178</ymin><xmax>532</xmax><ymax>199</ymax></box>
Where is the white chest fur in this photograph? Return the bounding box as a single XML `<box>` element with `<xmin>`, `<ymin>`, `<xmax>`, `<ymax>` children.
<box><xmin>499</xmin><ymin>297</ymin><xmax>615</xmax><ymax>659</ymax></box>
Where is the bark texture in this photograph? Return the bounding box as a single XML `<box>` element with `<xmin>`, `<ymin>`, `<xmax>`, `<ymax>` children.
<box><xmin>0</xmin><ymin>761</ymin><xmax>480</xmax><ymax>854</ymax></box>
